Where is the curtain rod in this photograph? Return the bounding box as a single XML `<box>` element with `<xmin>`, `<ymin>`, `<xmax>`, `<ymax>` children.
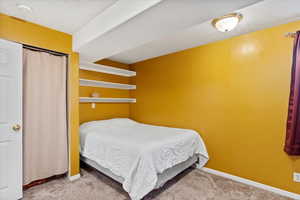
<box><xmin>23</xmin><ymin>44</ymin><xmax>67</xmax><ymax>57</ymax></box>
<box><xmin>285</xmin><ymin>32</ymin><xmax>297</xmax><ymax>38</ymax></box>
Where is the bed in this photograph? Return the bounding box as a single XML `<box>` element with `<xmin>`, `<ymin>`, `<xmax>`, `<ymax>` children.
<box><xmin>80</xmin><ymin>118</ymin><xmax>209</xmax><ymax>200</ymax></box>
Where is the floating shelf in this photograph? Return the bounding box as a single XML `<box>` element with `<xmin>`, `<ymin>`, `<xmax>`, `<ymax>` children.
<box><xmin>80</xmin><ymin>79</ymin><xmax>136</xmax><ymax>90</ymax></box>
<box><xmin>80</xmin><ymin>97</ymin><xmax>136</xmax><ymax>103</ymax></box>
<box><xmin>80</xmin><ymin>62</ymin><xmax>136</xmax><ymax>77</ymax></box>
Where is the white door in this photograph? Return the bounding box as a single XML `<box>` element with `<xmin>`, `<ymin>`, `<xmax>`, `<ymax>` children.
<box><xmin>0</xmin><ymin>39</ymin><xmax>22</xmax><ymax>200</ymax></box>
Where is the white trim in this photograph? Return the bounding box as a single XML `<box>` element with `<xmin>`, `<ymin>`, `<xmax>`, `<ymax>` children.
<box><xmin>80</xmin><ymin>97</ymin><xmax>136</xmax><ymax>103</ymax></box>
<box><xmin>80</xmin><ymin>62</ymin><xmax>136</xmax><ymax>77</ymax></box>
<box><xmin>67</xmin><ymin>55</ymin><xmax>72</xmax><ymax>180</ymax></box>
<box><xmin>68</xmin><ymin>174</ymin><xmax>80</xmax><ymax>181</ymax></box>
<box><xmin>80</xmin><ymin>79</ymin><xmax>136</xmax><ymax>90</ymax></box>
<box><xmin>199</xmin><ymin>167</ymin><xmax>300</xmax><ymax>200</ymax></box>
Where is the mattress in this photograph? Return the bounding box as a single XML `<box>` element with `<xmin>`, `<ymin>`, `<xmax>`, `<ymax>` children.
<box><xmin>80</xmin><ymin>118</ymin><xmax>209</xmax><ymax>200</ymax></box>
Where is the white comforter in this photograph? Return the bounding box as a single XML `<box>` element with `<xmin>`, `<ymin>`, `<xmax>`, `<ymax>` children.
<box><xmin>80</xmin><ymin>118</ymin><xmax>209</xmax><ymax>200</ymax></box>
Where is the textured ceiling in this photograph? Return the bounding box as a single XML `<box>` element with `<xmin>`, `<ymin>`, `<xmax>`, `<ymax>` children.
<box><xmin>0</xmin><ymin>0</ymin><xmax>118</xmax><ymax>33</ymax></box>
<box><xmin>74</xmin><ymin>0</ymin><xmax>262</xmax><ymax>62</ymax></box>
<box><xmin>1</xmin><ymin>0</ymin><xmax>300</xmax><ymax>64</ymax></box>
<box><xmin>109</xmin><ymin>0</ymin><xmax>300</xmax><ymax>64</ymax></box>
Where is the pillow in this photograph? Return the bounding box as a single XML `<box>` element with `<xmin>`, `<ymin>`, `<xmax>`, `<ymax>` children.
<box><xmin>80</xmin><ymin>118</ymin><xmax>137</xmax><ymax>132</ymax></box>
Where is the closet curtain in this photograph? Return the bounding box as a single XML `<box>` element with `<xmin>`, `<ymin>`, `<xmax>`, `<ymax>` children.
<box><xmin>23</xmin><ymin>49</ymin><xmax>68</xmax><ymax>184</ymax></box>
<box><xmin>285</xmin><ymin>31</ymin><xmax>300</xmax><ymax>155</ymax></box>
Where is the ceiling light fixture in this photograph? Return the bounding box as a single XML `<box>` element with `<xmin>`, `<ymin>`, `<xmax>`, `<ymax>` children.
<box><xmin>16</xmin><ymin>4</ymin><xmax>32</xmax><ymax>12</ymax></box>
<box><xmin>212</xmin><ymin>13</ymin><xmax>243</xmax><ymax>32</ymax></box>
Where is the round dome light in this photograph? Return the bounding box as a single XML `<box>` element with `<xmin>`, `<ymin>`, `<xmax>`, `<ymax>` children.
<box><xmin>212</xmin><ymin>13</ymin><xmax>243</xmax><ymax>32</ymax></box>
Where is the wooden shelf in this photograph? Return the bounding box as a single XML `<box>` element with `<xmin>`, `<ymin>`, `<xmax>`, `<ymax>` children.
<box><xmin>80</xmin><ymin>62</ymin><xmax>136</xmax><ymax>77</ymax></box>
<box><xmin>80</xmin><ymin>97</ymin><xmax>136</xmax><ymax>103</ymax></box>
<box><xmin>80</xmin><ymin>79</ymin><xmax>136</xmax><ymax>90</ymax></box>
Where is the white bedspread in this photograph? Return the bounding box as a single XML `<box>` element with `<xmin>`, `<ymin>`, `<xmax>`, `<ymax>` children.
<box><xmin>80</xmin><ymin>118</ymin><xmax>209</xmax><ymax>200</ymax></box>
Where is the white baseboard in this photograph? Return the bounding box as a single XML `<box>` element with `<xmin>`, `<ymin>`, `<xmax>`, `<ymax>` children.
<box><xmin>199</xmin><ymin>167</ymin><xmax>300</xmax><ymax>200</ymax></box>
<box><xmin>68</xmin><ymin>174</ymin><xmax>80</xmax><ymax>181</ymax></box>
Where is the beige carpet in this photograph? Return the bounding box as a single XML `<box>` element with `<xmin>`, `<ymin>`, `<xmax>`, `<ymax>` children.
<box><xmin>23</xmin><ymin>166</ymin><xmax>293</xmax><ymax>200</ymax></box>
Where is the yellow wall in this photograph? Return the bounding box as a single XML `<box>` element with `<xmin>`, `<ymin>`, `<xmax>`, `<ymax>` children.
<box><xmin>0</xmin><ymin>13</ymin><xmax>80</xmax><ymax>176</ymax></box>
<box><xmin>79</xmin><ymin>59</ymin><xmax>131</xmax><ymax>123</ymax></box>
<box><xmin>2</xmin><ymin>11</ymin><xmax>299</xmax><ymax>193</ymax></box>
<box><xmin>130</xmin><ymin>21</ymin><xmax>300</xmax><ymax>193</ymax></box>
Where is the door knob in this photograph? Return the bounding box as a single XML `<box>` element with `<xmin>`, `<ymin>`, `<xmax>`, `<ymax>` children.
<box><xmin>12</xmin><ymin>124</ymin><xmax>21</xmax><ymax>131</ymax></box>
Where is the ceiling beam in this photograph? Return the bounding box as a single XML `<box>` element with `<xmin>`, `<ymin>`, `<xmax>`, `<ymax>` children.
<box><xmin>75</xmin><ymin>0</ymin><xmax>262</xmax><ymax>62</ymax></box>
<box><xmin>73</xmin><ymin>0</ymin><xmax>163</xmax><ymax>52</ymax></box>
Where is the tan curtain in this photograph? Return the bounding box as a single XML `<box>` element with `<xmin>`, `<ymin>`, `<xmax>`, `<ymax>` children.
<box><xmin>23</xmin><ymin>49</ymin><xmax>68</xmax><ymax>185</ymax></box>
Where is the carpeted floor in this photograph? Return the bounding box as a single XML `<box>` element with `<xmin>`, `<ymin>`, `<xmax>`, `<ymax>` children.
<box><xmin>23</xmin><ymin>166</ymin><xmax>293</xmax><ymax>200</ymax></box>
